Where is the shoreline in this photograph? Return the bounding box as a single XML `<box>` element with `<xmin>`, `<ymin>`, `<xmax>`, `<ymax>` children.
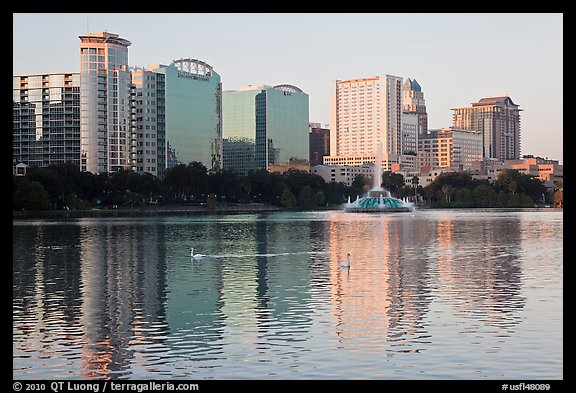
<box><xmin>12</xmin><ymin>203</ymin><xmax>286</xmax><ymax>219</ymax></box>
<box><xmin>12</xmin><ymin>204</ymin><xmax>562</xmax><ymax>220</ymax></box>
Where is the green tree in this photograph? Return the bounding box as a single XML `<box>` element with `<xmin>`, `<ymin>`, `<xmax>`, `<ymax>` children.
<box><xmin>315</xmin><ymin>190</ymin><xmax>325</xmax><ymax>207</ymax></box>
<box><xmin>382</xmin><ymin>171</ymin><xmax>404</xmax><ymax>193</ymax></box>
<box><xmin>496</xmin><ymin>190</ymin><xmax>508</xmax><ymax>207</ymax></box>
<box><xmin>472</xmin><ymin>184</ymin><xmax>492</xmax><ymax>207</ymax></box>
<box><xmin>298</xmin><ymin>185</ymin><xmax>317</xmax><ymax>210</ymax></box>
<box><xmin>351</xmin><ymin>173</ymin><xmax>370</xmax><ymax>195</ymax></box>
<box><xmin>412</xmin><ymin>176</ymin><xmax>420</xmax><ymax>199</ymax></box>
<box><xmin>13</xmin><ymin>179</ymin><xmax>51</xmax><ymax>211</ymax></box>
<box><xmin>64</xmin><ymin>192</ymin><xmax>91</xmax><ymax>210</ymax></box>
<box><xmin>441</xmin><ymin>184</ymin><xmax>453</xmax><ymax>203</ymax></box>
<box><xmin>163</xmin><ymin>163</ymin><xmax>208</xmax><ymax>202</ymax></box>
<box><xmin>520</xmin><ymin>194</ymin><xmax>534</xmax><ymax>207</ymax></box>
<box><xmin>422</xmin><ymin>186</ymin><xmax>436</xmax><ymax>206</ymax></box>
<box><xmin>454</xmin><ymin>188</ymin><xmax>473</xmax><ymax>207</ymax></box>
<box><xmin>495</xmin><ymin>168</ymin><xmax>546</xmax><ymax>203</ymax></box>
<box><xmin>280</xmin><ymin>187</ymin><xmax>296</xmax><ymax>209</ymax></box>
<box><xmin>323</xmin><ymin>181</ymin><xmax>349</xmax><ymax>205</ymax></box>
<box><xmin>507</xmin><ymin>192</ymin><xmax>522</xmax><ymax>207</ymax></box>
<box><xmin>27</xmin><ymin>167</ymin><xmax>64</xmax><ymax>209</ymax></box>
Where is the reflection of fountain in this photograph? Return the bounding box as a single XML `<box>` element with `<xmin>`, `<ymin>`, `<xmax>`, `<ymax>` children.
<box><xmin>343</xmin><ymin>144</ymin><xmax>415</xmax><ymax>213</ymax></box>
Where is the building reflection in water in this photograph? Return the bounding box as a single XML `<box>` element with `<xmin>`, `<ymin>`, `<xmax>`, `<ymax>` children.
<box><xmin>431</xmin><ymin>214</ymin><xmax>525</xmax><ymax>335</ymax></box>
<box><xmin>13</xmin><ymin>210</ymin><xmax>540</xmax><ymax>379</ymax></box>
<box><xmin>325</xmin><ymin>213</ymin><xmax>433</xmax><ymax>353</ymax></box>
<box><xmin>323</xmin><ymin>211</ymin><xmax>528</xmax><ymax>355</ymax></box>
<box><xmin>13</xmin><ymin>223</ymin><xmax>85</xmax><ymax>377</ymax></box>
<box><xmin>78</xmin><ymin>221</ymin><xmax>169</xmax><ymax>379</ymax></box>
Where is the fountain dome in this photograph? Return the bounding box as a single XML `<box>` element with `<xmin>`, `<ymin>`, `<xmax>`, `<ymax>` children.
<box><xmin>344</xmin><ymin>187</ymin><xmax>414</xmax><ymax>213</ymax></box>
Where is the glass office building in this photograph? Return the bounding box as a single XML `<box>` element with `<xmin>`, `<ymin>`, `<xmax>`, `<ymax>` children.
<box><xmin>13</xmin><ymin>73</ymin><xmax>81</xmax><ymax>168</ymax></box>
<box><xmin>222</xmin><ymin>84</ymin><xmax>309</xmax><ymax>175</ymax></box>
<box><xmin>79</xmin><ymin>32</ymin><xmax>133</xmax><ymax>174</ymax></box>
<box><xmin>148</xmin><ymin>59</ymin><xmax>222</xmax><ymax>170</ymax></box>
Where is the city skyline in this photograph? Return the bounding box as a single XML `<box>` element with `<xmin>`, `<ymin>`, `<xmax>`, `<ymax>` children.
<box><xmin>12</xmin><ymin>13</ymin><xmax>563</xmax><ymax>164</ymax></box>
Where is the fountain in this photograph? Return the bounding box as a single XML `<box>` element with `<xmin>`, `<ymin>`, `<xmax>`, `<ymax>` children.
<box><xmin>343</xmin><ymin>144</ymin><xmax>415</xmax><ymax>213</ymax></box>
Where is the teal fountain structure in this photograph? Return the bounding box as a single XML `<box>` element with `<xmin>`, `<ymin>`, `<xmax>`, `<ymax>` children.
<box><xmin>343</xmin><ymin>187</ymin><xmax>415</xmax><ymax>213</ymax></box>
<box><xmin>343</xmin><ymin>144</ymin><xmax>415</xmax><ymax>213</ymax></box>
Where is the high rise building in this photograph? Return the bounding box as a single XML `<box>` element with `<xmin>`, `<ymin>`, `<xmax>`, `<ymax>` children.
<box><xmin>130</xmin><ymin>67</ymin><xmax>166</xmax><ymax>177</ymax></box>
<box><xmin>401</xmin><ymin>111</ymin><xmax>419</xmax><ymax>156</ymax></box>
<box><xmin>402</xmin><ymin>78</ymin><xmax>428</xmax><ymax>135</ymax></box>
<box><xmin>418</xmin><ymin>127</ymin><xmax>483</xmax><ymax>170</ymax></box>
<box><xmin>222</xmin><ymin>84</ymin><xmax>309</xmax><ymax>175</ymax></box>
<box><xmin>451</xmin><ymin>96</ymin><xmax>522</xmax><ymax>161</ymax></box>
<box><xmin>309</xmin><ymin>122</ymin><xmax>330</xmax><ymax>167</ymax></box>
<box><xmin>326</xmin><ymin>75</ymin><xmax>403</xmax><ymax>168</ymax></box>
<box><xmin>13</xmin><ymin>72</ymin><xmax>81</xmax><ymax>168</ymax></box>
<box><xmin>79</xmin><ymin>32</ymin><xmax>133</xmax><ymax>174</ymax></box>
<box><xmin>147</xmin><ymin>58</ymin><xmax>222</xmax><ymax>171</ymax></box>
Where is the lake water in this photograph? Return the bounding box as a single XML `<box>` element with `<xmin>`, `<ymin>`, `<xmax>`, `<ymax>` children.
<box><xmin>12</xmin><ymin>209</ymin><xmax>563</xmax><ymax>380</ymax></box>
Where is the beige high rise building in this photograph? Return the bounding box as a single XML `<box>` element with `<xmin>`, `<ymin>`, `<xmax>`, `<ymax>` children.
<box><xmin>418</xmin><ymin>127</ymin><xmax>483</xmax><ymax>170</ymax></box>
<box><xmin>451</xmin><ymin>96</ymin><xmax>522</xmax><ymax>161</ymax></box>
<box><xmin>326</xmin><ymin>75</ymin><xmax>403</xmax><ymax>168</ymax></box>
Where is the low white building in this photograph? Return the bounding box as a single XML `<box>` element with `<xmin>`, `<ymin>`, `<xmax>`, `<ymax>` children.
<box><xmin>311</xmin><ymin>164</ymin><xmax>375</xmax><ymax>186</ymax></box>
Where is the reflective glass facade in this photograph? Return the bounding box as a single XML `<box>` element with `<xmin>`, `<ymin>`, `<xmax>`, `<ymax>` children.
<box><xmin>222</xmin><ymin>89</ymin><xmax>260</xmax><ymax>174</ymax></box>
<box><xmin>222</xmin><ymin>85</ymin><xmax>309</xmax><ymax>175</ymax></box>
<box><xmin>149</xmin><ymin>60</ymin><xmax>222</xmax><ymax>170</ymax></box>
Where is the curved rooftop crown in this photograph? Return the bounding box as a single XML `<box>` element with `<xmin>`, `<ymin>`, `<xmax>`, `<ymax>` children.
<box><xmin>171</xmin><ymin>58</ymin><xmax>214</xmax><ymax>76</ymax></box>
<box><xmin>473</xmin><ymin>95</ymin><xmax>519</xmax><ymax>108</ymax></box>
<box><xmin>273</xmin><ymin>84</ymin><xmax>304</xmax><ymax>94</ymax></box>
<box><xmin>79</xmin><ymin>31</ymin><xmax>131</xmax><ymax>47</ymax></box>
<box><xmin>403</xmin><ymin>78</ymin><xmax>421</xmax><ymax>92</ymax></box>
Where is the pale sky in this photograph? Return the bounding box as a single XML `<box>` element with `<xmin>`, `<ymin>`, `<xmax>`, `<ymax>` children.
<box><xmin>12</xmin><ymin>13</ymin><xmax>563</xmax><ymax>164</ymax></box>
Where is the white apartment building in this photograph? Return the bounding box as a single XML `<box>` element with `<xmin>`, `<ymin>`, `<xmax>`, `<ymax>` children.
<box><xmin>311</xmin><ymin>164</ymin><xmax>376</xmax><ymax>187</ymax></box>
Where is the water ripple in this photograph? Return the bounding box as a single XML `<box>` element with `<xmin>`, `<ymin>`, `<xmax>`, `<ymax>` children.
<box><xmin>13</xmin><ymin>210</ymin><xmax>563</xmax><ymax>379</ymax></box>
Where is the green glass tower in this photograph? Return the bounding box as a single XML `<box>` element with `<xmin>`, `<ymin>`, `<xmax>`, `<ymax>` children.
<box><xmin>149</xmin><ymin>59</ymin><xmax>222</xmax><ymax>170</ymax></box>
<box><xmin>222</xmin><ymin>84</ymin><xmax>309</xmax><ymax>175</ymax></box>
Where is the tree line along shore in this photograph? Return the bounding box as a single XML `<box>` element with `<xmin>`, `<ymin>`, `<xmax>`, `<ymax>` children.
<box><xmin>13</xmin><ymin>161</ymin><xmax>562</xmax><ymax>216</ymax></box>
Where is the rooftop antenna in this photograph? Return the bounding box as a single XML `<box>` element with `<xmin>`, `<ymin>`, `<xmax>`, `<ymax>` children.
<box><xmin>86</xmin><ymin>15</ymin><xmax>89</xmax><ymax>33</ymax></box>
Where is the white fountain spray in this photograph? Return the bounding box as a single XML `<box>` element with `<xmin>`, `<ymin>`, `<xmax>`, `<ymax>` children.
<box><xmin>343</xmin><ymin>143</ymin><xmax>414</xmax><ymax>212</ymax></box>
<box><xmin>374</xmin><ymin>143</ymin><xmax>383</xmax><ymax>191</ymax></box>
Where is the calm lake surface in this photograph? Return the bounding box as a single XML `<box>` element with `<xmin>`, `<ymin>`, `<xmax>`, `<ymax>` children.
<box><xmin>13</xmin><ymin>209</ymin><xmax>563</xmax><ymax>380</ymax></box>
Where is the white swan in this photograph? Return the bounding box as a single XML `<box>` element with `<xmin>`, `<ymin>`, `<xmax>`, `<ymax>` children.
<box><xmin>340</xmin><ymin>253</ymin><xmax>351</xmax><ymax>268</ymax></box>
<box><xmin>190</xmin><ymin>247</ymin><xmax>204</xmax><ymax>260</ymax></box>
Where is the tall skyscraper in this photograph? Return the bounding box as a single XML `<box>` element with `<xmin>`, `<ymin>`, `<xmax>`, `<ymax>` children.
<box><xmin>79</xmin><ymin>32</ymin><xmax>133</xmax><ymax>174</ymax></box>
<box><xmin>309</xmin><ymin>122</ymin><xmax>330</xmax><ymax>167</ymax></box>
<box><xmin>402</xmin><ymin>78</ymin><xmax>428</xmax><ymax>135</ymax></box>
<box><xmin>13</xmin><ymin>72</ymin><xmax>81</xmax><ymax>168</ymax></box>
<box><xmin>222</xmin><ymin>84</ymin><xmax>309</xmax><ymax>175</ymax></box>
<box><xmin>326</xmin><ymin>75</ymin><xmax>403</xmax><ymax>169</ymax></box>
<box><xmin>147</xmin><ymin>58</ymin><xmax>222</xmax><ymax>171</ymax></box>
<box><xmin>451</xmin><ymin>96</ymin><xmax>522</xmax><ymax>161</ymax></box>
